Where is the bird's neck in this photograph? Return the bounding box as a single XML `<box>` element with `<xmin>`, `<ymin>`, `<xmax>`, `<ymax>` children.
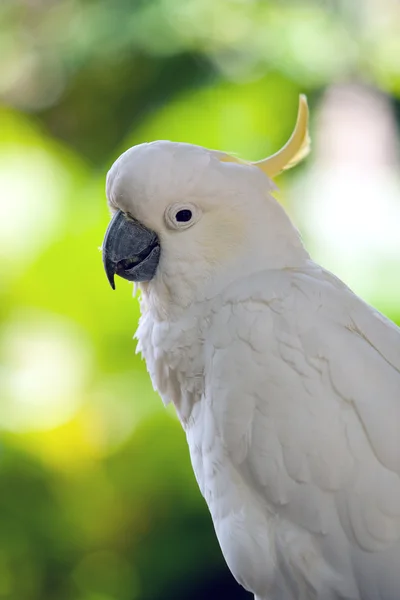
<box><xmin>140</xmin><ymin>246</ymin><xmax>310</xmax><ymax>322</ymax></box>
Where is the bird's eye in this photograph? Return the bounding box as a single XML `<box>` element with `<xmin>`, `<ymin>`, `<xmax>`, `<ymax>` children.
<box><xmin>165</xmin><ymin>203</ymin><xmax>201</xmax><ymax>230</ymax></box>
<box><xmin>175</xmin><ymin>209</ymin><xmax>192</xmax><ymax>223</ymax></box>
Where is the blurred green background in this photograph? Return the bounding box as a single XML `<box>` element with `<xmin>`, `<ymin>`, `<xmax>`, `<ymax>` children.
<box><xmin>1</xmin><ymin>1</ymin><xmax>400</xmax><ymax>599</ymax></box>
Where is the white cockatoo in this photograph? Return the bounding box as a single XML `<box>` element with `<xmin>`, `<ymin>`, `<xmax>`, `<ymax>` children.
<box><xmin>102</xmin><ymin>96</ymin><xmax>400</xmax><ymax>600</ymax></box>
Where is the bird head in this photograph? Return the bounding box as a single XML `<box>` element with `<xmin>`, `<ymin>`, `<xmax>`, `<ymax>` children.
<box><xmin>102</xmin><ymin>95</ymin><xmax>310</xmax><ymax>311</ymax></box>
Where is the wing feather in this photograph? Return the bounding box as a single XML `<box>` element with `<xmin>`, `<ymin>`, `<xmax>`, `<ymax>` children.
<box><xmin>207</xmin><ymin>264</ymin><xmax>400</xmax><ymax>597</ymax></box>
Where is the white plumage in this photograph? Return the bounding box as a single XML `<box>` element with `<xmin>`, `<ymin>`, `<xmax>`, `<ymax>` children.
<box><xmin>103</xmin><ymin>98</ymin><xmax>400</xmax><ymax>599</ymax></box>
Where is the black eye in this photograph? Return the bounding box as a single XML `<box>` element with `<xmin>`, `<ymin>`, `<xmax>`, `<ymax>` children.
<box><xmin>175</xmin><ymin>209</ymin><xmax>193</xmax><ymax>223</ymax></box>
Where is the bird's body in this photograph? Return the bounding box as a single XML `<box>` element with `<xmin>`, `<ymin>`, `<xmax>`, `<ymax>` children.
<box><xmin>102</xmin><ymin>98</ymin><xmax>400</xmax><ymax>599</ymax></box>
<box><xmin>136</xmin><ymin>262</ymin><xmax>400</xmax><ymax>600</ymax></box>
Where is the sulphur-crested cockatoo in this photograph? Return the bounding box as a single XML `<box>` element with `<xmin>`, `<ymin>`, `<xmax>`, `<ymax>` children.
<box><xmin>102</xmin><ymin>96</ymin><xmax>400</xmax><ymax>600</ymax></box>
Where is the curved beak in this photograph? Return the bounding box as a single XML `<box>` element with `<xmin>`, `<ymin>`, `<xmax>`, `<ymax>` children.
<box><xmin>102</xmin><ymin>210</ymin><xmax>160</xmax><ymax>289</ymax></box>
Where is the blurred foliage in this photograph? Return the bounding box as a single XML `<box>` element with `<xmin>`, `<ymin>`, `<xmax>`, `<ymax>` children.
<box><xmin>0</xmin><ymin>1</ymin><xmax>399</xmax><ymax>599</ymax></box>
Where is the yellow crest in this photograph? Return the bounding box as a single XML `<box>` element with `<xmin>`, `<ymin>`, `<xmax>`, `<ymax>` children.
<box><xmin>219</xmin><ymin>94</ymin><xmax>310</xmax><ymax>178</ymax></box>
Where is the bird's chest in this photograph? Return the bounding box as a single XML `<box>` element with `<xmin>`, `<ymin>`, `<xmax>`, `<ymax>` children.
<box><xmin>137</xmin><ymin>310</ymin><xmax>275</xmax><ymax>594</ymax></box>
<box><xmin>135</xmin><ymin>310</ymin><xmax>207</xmax><ymax>421</ymax></box>
<box><xmin>185</xmin><ymin>401</ymin><xmax>278</xmax><ymax>597</ymax></box>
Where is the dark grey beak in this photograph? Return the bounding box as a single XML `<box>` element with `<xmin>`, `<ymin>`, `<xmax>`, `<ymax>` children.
<box><xmin>102</xmin><ymin>210</ymin><xmax>160</xmax><ymax>289</ymax></box>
